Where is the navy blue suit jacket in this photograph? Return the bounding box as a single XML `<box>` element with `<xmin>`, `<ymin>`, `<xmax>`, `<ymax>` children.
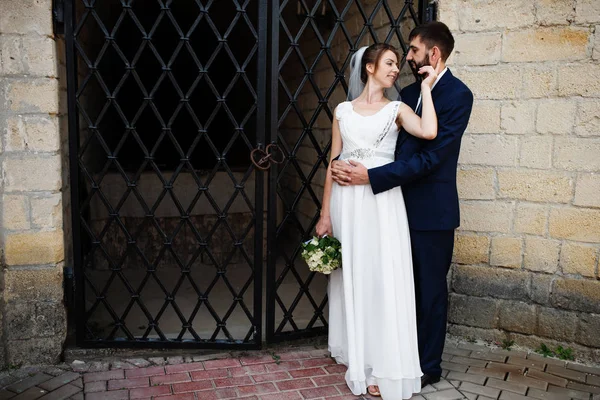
<box><xmin>368</xmin><ymin>69</ymin><xmax>473</xmax><ymax>231</ymax></box>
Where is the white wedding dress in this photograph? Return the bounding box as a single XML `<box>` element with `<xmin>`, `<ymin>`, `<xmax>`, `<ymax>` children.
<box><xmin>328</xmin><ymin>100</ymin><xmax>422</xmax><ymax>399</ymax></box>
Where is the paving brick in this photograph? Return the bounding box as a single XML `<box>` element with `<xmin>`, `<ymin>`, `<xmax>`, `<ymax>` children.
<box><xmin>266</xmin><ymin>362</ymin><xmax>303</xmax><ymax>373</ymax></box>
<box><xmin>485</xmin><ymin>377</ymin><xmax>528</xmax><ymax>394</ymax></box>
<box><xmin>486</xmin><ymin>363</ymin><xmax>525</xmax><ymax>375</ymax></box>
<box><xmin>204</xmin><ymin>359</ymin><xmax>241</xmax><ymax>369</ymax></box>
<box><xmin>68</xmin><ymin>393</ymin><xmax>83</xmax><ymax>400</ymax></box>
<box><xmin>8</xmin><ymin>374</ymin><xmax>53</xmax><ymax>393</ymax></box>
<box><xmin>506</xmin><ymin>357</ymin><xmax>545</xmax><ymax>371</ymax></box>
<box><xmin>463</xmin><ymin>393</ymin><xmax>477</xmax><ymax>400</ymax></box>
<box><xmin>498</xmin><ymin>392</ymin><xmax>528</xmax><ymax>400</ymax></box>
<box><xmin>150</xmin><ymin>373</ymin><xmax>190</xmax><ymax>386</ymax></box>
<box><xmin>214</xmin><ymin>387</ymin><xmax>237</xmax><ymax>399</ymax></box>
<box><xmin>445</xmin><ymin>371</ymin><xmax>487</xmax><ymax>385</ymax></box>
<box><xmin>568</xmin><ymin>362</ymin><xmax>600</xmax><ymax>375</ymax></box>
<box><xmin>589</xmin><ymin>374</ymin><xmax>600</xmax><ymax>386</ymax></box>
<box><xmin>164</xmin><ymin>362</ymin><xmax>205</xmax><ymax>375</ymax></box>
<box><xmin>568</xmin><ymin>381</ymin><xmax>600</xmax><ymax>395</ymax></box>
<box><xmin>259</xmin><ymin>392</ymin><xmax>303</xmax><ymax>400</ymax></box>
<box><xmin>526</xmin><ymin>354</ymin><xmax>566</xmax><ymax>367</ymax></box>
<box><xmin>443</xmin><ymin>347</ymin><xmax>472</xmax><ymax>357</ymax></box>
<box><xmin>278</xmin><ymin>351</ymin><xmax>312</xmax><ymax>361</ymax></box>
<box><xmin>129</xmin><ymin>385</ymin><xmax>171</xmax><ymax>399</ymax></box>
<box><xmin>83</xmin><ymin>370</ymin><xmax>124</xmax><ymax>383</ymax></box>
<box><xmin>154</xmin><ymin>394</ymin><xmax>195</xmax><ymax>400</ymax></box>
<box><xmin>228</xmin><ymin>365</ymin><xmax>267</xmax><ymax>377</ymax></box>
<box><xmin>466</xmin><ymin>366</ymin><xmax>506</xmax><ymax>379</ymax></box>
<box><xmin>432</xmin><ymin>380</ymin><xmax>455</xmax><ymax>390</ymax></box>
<box><xmin>506</xmin><ymin>373</ymin><xmax>549</xmax><ymax>390</ymax></box>
<box><xmin>547</xmin><ymin>385</ymin><xmax>592</xmax><ymax>400</ymax></box>
<box><xmin>83</xmin><ymin>381</ymin><xmax>105</xmax><ymax>393</ymax></box>
<box><xmin>470</xmin><ymin>351</ymin><xmax>507</xmax><ymax>363</ymax></box>
<box><xmin>490</xmin><ymin>349</ymin><xmax>528</xmax><ymax>358</ymax></box>
<box><xmin>236</xmin><ymin>382</ymin><xmax>278</xmax><ymax>396</ymax></box>
<box><xmin>107</xmin><ymin>377</ymin><xmax>149</xmax><ymax>390</ymax></box>
<box><xmin>239</xmin><ymin>355</ymin><xmax>276</xmax><ymax>366</ymax></box>
<box><xmin>288</xmin><ymin>368</ymin><xmax>327</xmax><ymax>378</ymax></box>
<box><xmin>525</xmin><ymin>388</ymin><xmax>565</xmax><ymax>400</ymax></box>
<box><xmin>312</xmin><ymin>374</ymin><xmax>346</xmax><ymax>386</ymax></box>
<box><xmin>71</xmin><ymin>379</ymin><xmax>82</xmax><ymax>389</ymax></box>
<box><xmin>442</xmin><ymin>353</ymin><xmax>453</xmax><ymax>362</ymax></box>
<box><xmin>450</xmin><ymin>356</ymin><xmax>488</xmax><ymax>368</ymax></box>
<box><xmin>85</xmin><ymin>390</ymin><xmax>128</xmax><ymax>400</ymax></box>
<box><xmin>422</xmin><ymin>388</ymin><xmax>464</xmax><ymax>400</ymax></box>
<box><xmin>458</xmin><ymin>343</ymin><xmax>486</xmax><ymax>352</ymax></box>
<box><xmin>334</xmin><ymin>384</ymin><xmax>352</xmax><ymax>395</ymax></box>
<box><xmin>10</xmin><ymin>387</ymin><xmax>47</xmax><ymax>400</ymax></box>
<box><xmin>126</xmin><ymin>366</ymin><xmax>165</xmax><ymax>379</ymax></box>
<box><xmin>0</xmin><ymin>389</ymin><xmax>15</xmax><ymax>399</ymax></box>
<box><xmin>545</xmin><ymin>364</ymin><xmax>587</xmax><ymax>383</ymax></box>
<box><xmin>459</xmin><ymin>382</ymin><xmax>500</xmax><ymax>398</ymax></box>
<box><xmin>251</xmin><ymin>372</ymin><xmax>291</xmax><ymax>383</ymax></box>
<box><xmin>301</xmin><ymin>358</ymin><xmax>337</xmax><ymax>368</ymax></box>
<box><xmin>38</xmin><ymin>373</ymin><xmax>80</xmax><ymax>392</ymax></box>
<box><xmin>275</xmin><ymin>378</ymin><xmax>315</xmax><ymax>391</ymax></box>
<box><xmin>190</xmin><ymin>369</ymin><xmax>228</xmax><ymax>381</ymax></box>
<box><xmin>299</xmin><ymin>385</ymin><xmax>340</xmax><ymax>399</ymax></box>
<box><xmin>172</xmin><ymin>380</ymin><xmax>214</xmax><ymax>393</ymax></box>
<box><xmin>324</xmin><ymin>365</ymin><xmax>347</xmax><ymax>374</ymax></box>
<box><xmin>526</xmin><ymin>369</ymin><xmax>568</xmax><ymax>388</ymax></box>
<box><xmin>36</xmin><ymin>384</ymin><xmax>81</xmax><ymax>400</ymax></box>
<box><xmin>214</xmin><ymin>376</ymin><xmax>253</xmax><ymax>387</ymax></box>
<box><xmin>440</xmin><ymin>361</ymin><xmax>468</xmax><ymax>373</ymax></box>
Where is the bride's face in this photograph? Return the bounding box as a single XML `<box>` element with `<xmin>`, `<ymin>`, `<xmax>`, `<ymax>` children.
<box><xmin>367</xmin><ymin>50</ymin><xmax>399</xmax><ymax>89</ymax></box>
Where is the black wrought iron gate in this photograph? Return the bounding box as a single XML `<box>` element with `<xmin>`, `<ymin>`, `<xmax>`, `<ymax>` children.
<box><xmin>64</xmin><ymin>0</ymin><xmax>429</xmax><ymax>348</ymax></box>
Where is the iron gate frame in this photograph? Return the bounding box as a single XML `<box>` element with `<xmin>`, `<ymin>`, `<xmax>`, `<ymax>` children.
<box><xmin>65</xmin><ymin>0</ymin><xmax>269</xmax><ymax>349</ymax></box>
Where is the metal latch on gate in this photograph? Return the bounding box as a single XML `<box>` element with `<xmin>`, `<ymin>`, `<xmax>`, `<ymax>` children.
<box><xmin>251</xmin><ymin>144</ymin><xmax>284</xmax><ymax>170</ymax></box>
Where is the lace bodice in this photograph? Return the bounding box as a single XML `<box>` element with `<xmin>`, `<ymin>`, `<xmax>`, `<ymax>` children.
<box><xmin>335</xmin><ymin>101</ymin><xmax>401</xmax><ymax>167</ymax></box>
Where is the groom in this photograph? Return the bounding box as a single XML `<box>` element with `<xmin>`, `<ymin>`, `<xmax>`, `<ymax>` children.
<box><xmin>330</xmin><ymin>22</ymin><xmax>473</xmax><ymax>387</ymax></box>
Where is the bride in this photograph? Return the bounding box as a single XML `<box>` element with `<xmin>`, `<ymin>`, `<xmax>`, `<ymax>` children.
<box><xmin>315</xmin><ymin>43</ymin><xmax>439</xmax><ymax>399</ymax></box>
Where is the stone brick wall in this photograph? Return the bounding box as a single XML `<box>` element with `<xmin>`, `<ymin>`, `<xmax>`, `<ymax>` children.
<box><xmin>0</xmin><ymin>0</ymin><xmax>67</xmax><ymax>366</ymax></box>
<box><xmin>441</xmin><ymin>0</ymin><xmax>600</xmax><ymax>358</ymax></box>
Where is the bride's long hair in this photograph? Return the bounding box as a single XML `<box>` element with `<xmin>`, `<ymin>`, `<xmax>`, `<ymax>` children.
<box><xmin>347</xmin><ymin>43</ymin><xmax>401</xmax><ymax>101</ymax></box>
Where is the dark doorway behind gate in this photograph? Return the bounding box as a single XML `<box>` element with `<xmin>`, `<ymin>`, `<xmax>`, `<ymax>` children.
<box><xmin>64</xmin><ymin>0</ymin><xmax>429</xmax><ymax>349</ymax></box>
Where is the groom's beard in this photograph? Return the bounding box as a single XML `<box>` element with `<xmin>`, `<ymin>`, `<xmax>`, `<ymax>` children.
<box><xmin>409</xmin><ymin>54</ymin><xmax>431</xmax><ymax>71</ymax></box>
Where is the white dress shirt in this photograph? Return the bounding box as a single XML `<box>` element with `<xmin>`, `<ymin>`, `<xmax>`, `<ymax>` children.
<box><xmin>415</xmin><ymin>67</ymin><xmax>448</xmax><ymax>113</ymax></box>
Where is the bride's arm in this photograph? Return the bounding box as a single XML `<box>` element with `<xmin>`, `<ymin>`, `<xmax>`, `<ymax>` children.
<box><xmin>398</xmin><ymin>66</ymin><xmax>438</xmax><ymax>140</ymax></box>
<box><xmin>315</xmin><ymin>112</ymin><xmax>343</xmax><ymax>237</ymax></box>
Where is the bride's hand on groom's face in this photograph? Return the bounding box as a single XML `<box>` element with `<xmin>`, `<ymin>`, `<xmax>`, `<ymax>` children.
<box><xmin>331</xmin><ymin>160</ymin><xmax>369</xmax><ymax>186</ymax></box>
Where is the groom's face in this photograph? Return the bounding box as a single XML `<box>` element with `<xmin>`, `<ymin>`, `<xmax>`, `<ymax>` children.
<box><xmin>407</xmin><ymin>36</ymin><xmax>431</xmax><ymax>71</ymax></box>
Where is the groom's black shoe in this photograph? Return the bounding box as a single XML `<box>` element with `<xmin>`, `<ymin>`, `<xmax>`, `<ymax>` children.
<box><xmin>421</xmin><ymin>374</ymin><xmax>441</xmax><ymax>388</ymax></box>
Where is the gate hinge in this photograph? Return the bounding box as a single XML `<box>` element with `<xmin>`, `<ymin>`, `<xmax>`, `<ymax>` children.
<box><xmin>53</xmin><ymin>0</ymin><xmax>65</xmax><ymax>35</ymax></box>
<box><xmin>63</xmin><ymin>265</ymin><xmax>75</xmax><ymax>312</ymax></box>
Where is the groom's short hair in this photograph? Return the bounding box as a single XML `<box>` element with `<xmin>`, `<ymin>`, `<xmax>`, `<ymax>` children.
<box><xmin>408</xmin><ymin>22</ymin><xmax>455</xmax><ymax>61</ymax></box>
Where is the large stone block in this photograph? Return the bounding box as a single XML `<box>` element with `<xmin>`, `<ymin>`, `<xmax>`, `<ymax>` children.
<box><xmin>5</xmin><ymin>115</ymin><xmax>60</xmax><ymax>152</ymax></box>
<box><xmin>498</xmin><ymin>300</ymin><xmax>536</xmax><ymax>334</ymax></box>
<box><xmin>578</xmin><ymin>313</ymin><xmax>600</xmax><ymax>347</ymax></box>
<box><xmin>2</xmin><ymin>78</ymin><xmax>60</xmax><ymax>113</ymax></box>
<box><xmin>503</xmin><ymin>27</ymin><xmax>590</xmax><ymax>62</ymax></box>
<box><xmin>449</xmin><ymin>294</ymin><xmax>499</xmax><ymax>329</ymax></box>
<box><xmin>453</xmin><ymin>33</ymin><xmax>501</xmax><ymax>65</ymax></box>
<box><xmin>4</xmin><ymin>301</ymin><xmax>66</xmax><ymax>340</ymax></box>
<box><xmin>500</xmin><ymin>101</ymin><xmax>537</xmax><ymax>134</ymax></box>
<box><xmin>6</xmin><ymin>337</ymin><xmax>64</xmax><ymax>366</ymax></box>
<box><xmin>558</xmin><ymin>64</ymin><xmax>600</xmax><ymax>97</ymax></box>
<box><xmin>2</xmin><ymin>194</ymin><xmax>30</xmax><ymax>230</ymax></box>
<box><xmin>458</xmin><ymin>0</ymin><xmax>535</xmax><ymax>31</ymax></box>
<box><xmin>490</xmin><ymin>236</ymin><xmax>522</xmax><ymax>269</ymax></box>
<box><xmin>453</xmin><ymin>265</ymin><xmax>530</xmax><ymax>301</ymax></box>
<box><xmin>560</xmin><ymin>241</ymin><xmax>597</xmax><ymax>278</ymax></box>
<box><xmin>3</xmin><ymin>230</ymin><xmax>64</xmax><ymax>266</ymax></box>
<box><xmin>524</xmin><ymin>237</ymin><xmax>561</xmax><ymax>273</ymax></box>
<box><xmin>519</xmin><ymin>136</ymin><xmax>553</xmax><ymax>169</ymax></box>
<box><xmin>498</xmin><ymin>170</ymin><xmax>573</xmax><ymax>203</ymax></box>
<box><xmin>454</xmin><ymin>67</ymin><xmax>521</xmax><ymax>100</ymax></box>
<box><xmin>0</xmin><ymin>0</ymin><xmax>53</xmax><ymax>35</ymax></box>
<box><xmin>514</xmin><ymin>203</ymin><xmax>548</xmax><ymax>236</ymax></box>
<box><xmin>30</xmin><ymin>194</ymin><xmax>63</xmax><ymax>229</ymax></box>
<box><xmin>457</xmin><ymin>168</ymin><xmax>495</xmax><ymax>200</ymax></box>
<box><xmin>466</xmin><ymin>101</ymin><xmax>501</xmax><ymax>134</ymax></box>
<box><xmin>522</xmin><ymin>65</ymin><xmax>558</xmax><ymax>99</ymax></box>
<box><xmin>537</xmin><ymin>99</ymin><xmax>577</xmax><ymax>134</ymax></box>
<box><xmin>575</xmin><ymin>100</ymin><xmax>600</xmax><ymax>136</ymax></box>
<box><xmin>553</xmin><ymin>137</ymin><xmax>600</xmax><ymax>171</ymax></box>
<box><xmin>552</xmin><ymin>278</ymin><xmax>600</xmax><ymax>314</ymax></box>
<box><xmin>3</xmin><ymin>265</ymin><xmax>64</xmax><ymax>302</ymax></box>
<box><xmin>575</xmin><ymin>0</ymin><xmax>600</xmax><ymax>24</ymax></box>
<box><xmin>21</xmin><ymin>35</ymin><xmax>57</xmax><ymax>76</ymax></box>
<box><xmin>459</xmin><ymin>134</ymin><xmax>517</xmax><ymax>166</ymax></box>
<box><xmin>0</xmin><ymin>34</ymin><xmax>23</xmax><ymax>74</ymax></box>
<box><xmin>530</xmin><ymin>273</ymin><xmax>553</xmax><ymax>305</ymax></box>
<box><xmin>535</xmin><ymin>0</ymin><xmax>575</xmax><ymax>25</ymax></box>
<box><xmin>437</xmin><ymin>0</ymin><xmax>460</xmax><ymax>31</ymax></box>
<box><xmin>453</xmin><ymin>233</ymin><xmax>490</xmax><ymax>264</ymax></box>
<box><xmin>459</xmin><ymin>201</ymin><xmax>513</xmax><ymax>233</ymax></box>
<box><xmin>537</xmin><ymin>307</ymin><xmax>578</xmax><ymax>342</ymax></box>
<box><xmin>549</xmin><ymin>207</ymin><xmax>600</xmax><ymax>242</ymax></box>
<box><xmin>574</xmin><ymin>173</ymin><xmax>600</xmax><ymax>208</ymax></box>
<box><xmin>3</xmin><ymin>155</ymin><xmax>61</xmax><ymax>192</ymax></box>
<box><xmin>594</xmin><ymin>25</ymin><xmax>600</xmax><ymax>61</ymax></box>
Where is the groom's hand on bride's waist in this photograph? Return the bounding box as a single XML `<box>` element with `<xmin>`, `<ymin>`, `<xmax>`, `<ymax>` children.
<box><xmin>331</xmin><ymin>160</ymin><xmax>369</xmax><ymax>186</ymax></box>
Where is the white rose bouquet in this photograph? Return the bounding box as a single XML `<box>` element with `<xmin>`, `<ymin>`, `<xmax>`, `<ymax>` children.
<box><xmin>301</xmin><ymin>235</ymin><xmax>342</xmax><ymax>274</ymax></box>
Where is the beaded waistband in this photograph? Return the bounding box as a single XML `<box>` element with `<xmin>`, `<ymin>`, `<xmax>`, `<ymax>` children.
<box><xmin>339</xmin><ymin>148</ymin><xmax>394</xmax><ymax>160</ymax></box>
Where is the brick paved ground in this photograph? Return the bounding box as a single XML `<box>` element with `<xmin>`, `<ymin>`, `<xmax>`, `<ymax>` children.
<box><xmin>0</xmin><ymin>340</ymin><xmax>599</xmax><ymax>399</ymax></box>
